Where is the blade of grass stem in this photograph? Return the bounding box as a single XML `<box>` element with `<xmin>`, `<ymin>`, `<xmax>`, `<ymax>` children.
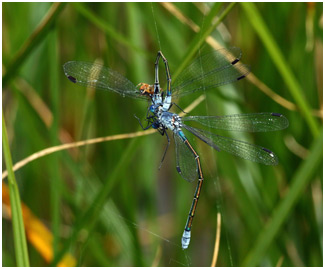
<box><xmin>3</xmin><ymin>3</ymin><xmax>66</xmax><ymax>87</ymax></box>
<box><xmin>72</xmin><ymin>3</ymin><xmax>150</xmax><ymax>58</ymax></box>
<box><xmin>210</xmin><ymin>212</ymin><xmax>221</xmax><ymax>267</ymax></box>
<box><xmin>61</xmin><ymin>154</ymin><xmax>136</xmax><ymax>262</ymax></box>
<box><xmin>2</xmin><ymin>112</ymin><xmax>30</xmax><ymax>266</ymax></box>
<box><xmin>51</xmin><ymin>138</ymin><xmax>142</xmax><ymax>266</ymax></box>
<box><xmin>173</xmin><ymin>3</ymin><xmax>236</xmax><ymax>81</ymax></box>
<box><xmin>241</xmin><ymin>3</ymin><xmax>320</xmax><ymax>138</ymax></box>
<box><xmin>2</xmin><ymin>95</ymin><xmax>205</xmax><ymax>180</ymax></box>
<box><xmin>243</xmin><ymin>132</ymin><xmax>323</xmax><ymax>266</ymax></box>
<box><xmin>161</xmin><ymin>3</ymin><xmax>321</xmax><ymax>115</ymax></box>
<box><xmin>48</xmin><ymin>28</ymin><xmax>61</xmax><ymax>257</ymax></box>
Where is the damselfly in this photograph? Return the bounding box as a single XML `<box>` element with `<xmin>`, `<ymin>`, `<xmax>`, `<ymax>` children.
<box><xmin>63</xmin><ymin>48</ymin><xmax>289</xmax><ymax>249</ymax></box>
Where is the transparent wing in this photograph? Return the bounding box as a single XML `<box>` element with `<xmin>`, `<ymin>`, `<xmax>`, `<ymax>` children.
<box><xmin>182</xmin><ymin>125</ymin><xmax>279</xmax><ymax>165</ymax></box>
<box><xmin>172</xmin><ymin>47</ymin><xmax>250</xmax><ymax>97</ymax></box>
<box><xmin>174</xmin><ymin>133</ymin><xmax>198</xmax><ymax>183</ymax></box>
<box><xmin>182</xmin><ymin>113</ymin><xmax>289</xmax><ymax>132</ymax></box>
<box><xmin>63</xmin><ymin>61</ymin><xmax>147</xmax><ymax>100</ymax></box>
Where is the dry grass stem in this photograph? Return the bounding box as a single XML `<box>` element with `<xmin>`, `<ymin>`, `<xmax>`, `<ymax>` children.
<box><xmin>16</xmin><ymin>78</ymin><xmax>53</xmax><ymax>127</ymax></box>
<box><xmin>284</xmin><ymin>135</ymin><xmax>309</xmax><ymax>159</ymax></box>
<box><xmin>2</xmin><ymin>95</ymin><xmax>205</xmax><ymax>180</ymax></box>
<box><xmin>210</xmin><ymin>213</ymin><xmax>221</xmax><ymax>267</ymax></box>
<box><xmin>161</xmin><ymin>2</ymin><xmax>325</xmax><ymax>117</ymax></box>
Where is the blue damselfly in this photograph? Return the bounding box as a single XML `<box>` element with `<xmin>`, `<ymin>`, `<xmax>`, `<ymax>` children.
<box><xmin>63</xmin><ymin>48</ymin><xmax>289</xmax><ymax>249</ymax></box>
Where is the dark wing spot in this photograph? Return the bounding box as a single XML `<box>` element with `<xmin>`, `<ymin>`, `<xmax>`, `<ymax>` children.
<box><xmin>271</xmin><ymin>112</ymin><xmax>282</xmax><ymax>117</ymax></box>
<box><xmin>237</xmin><ymin>75</ymin><xmax>246</xmax><ymax>81</ymax></box>
<box><xmin>67</xmin><ymin>75</ymin><xmax>77</xmax><ymax>83</ymax></box>
<box><xmin>231</xmin><ymin>58</ymin><xmax>240</xmax><ymax>65</ymax></box>
<box><xmin>176</xmin><ymin>166</ymin><xmax>182</xmax><ymax>174</ymax></box>
<box><xmin>262</xmin><ymin>147</ymin><xmax>273</xmax><ymax>154</ymax></box>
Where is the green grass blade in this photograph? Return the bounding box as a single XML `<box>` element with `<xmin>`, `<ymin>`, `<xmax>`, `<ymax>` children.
<box><xmin>243</xmin><ymin>132</ymin><xmax>323</xmax><ymax>266</ymax></box>
<box><xmin>48</xmin><ymin>27</ymin><xmax>61</xmax><ymax>257</ymax></box>
<box><xmin>51</xmin><ymin>138</ymin><xmax>141</xmax><ymax>266</ymax></box>
<box><xmin>61</xmin><ymin>153</ymin><xmax>136</xmax><ymax>264</ymax></box>
<box><xmin>2</xmin><ymin>112</ymin><xmax>30</xmax><ymax>267</ymax></box>
<box><xmin>173</xmin><ymin>2</ymin><xmax>236</xmax><ymax>81</ymax></box>
<box><xmin>241</xmin><ymin>2</ymin><xmax>320</xmax><ymax>138</ymax></box>
<box><xmin>2</xmin><ymin>3</ymin><xmax>66</xmax><ymax>87</ymax></box>
<box><xmin>126</xmin><ymin>3</ymin><xmax>149</xmax><ymax>82</ymax></box>
<box><xmin>72</xmin><ymin>3</ymin><xmax>150</xmax><ymax>58</ymax></box>
<box><xmin>3</xmin><ymin>3</ymin><xmax>321</xmax><ymax>266</ymax></box>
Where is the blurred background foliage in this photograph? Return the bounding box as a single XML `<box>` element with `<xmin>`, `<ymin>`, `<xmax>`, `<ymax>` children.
<box><xmin>2</xmin><ymin>2</ymin><xmax>323</xmax><ymax>266</ymax></box>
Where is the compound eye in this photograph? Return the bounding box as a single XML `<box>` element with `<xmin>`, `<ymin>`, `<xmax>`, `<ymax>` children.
<box><xmin>152</xmin><ymin>122</ymin><xmax>159</xmax><ymax>129</ymax></box>
<box><xmin>149</xmin><ymin>105</ymin><xmax>155</xmax><ymax>113</ymax></box>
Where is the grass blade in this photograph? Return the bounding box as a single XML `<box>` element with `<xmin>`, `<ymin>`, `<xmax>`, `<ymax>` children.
<box><xmin>3</xmin><ymin>3</ymin><xmax>66</xmax><ymax>87</ymax></box>
<box><xmin>243</xmin><ymin>132</ymin><xmax>323</xmax><ymax>266</ymax></box>
<box><xmin>72</xmin><ymin>3</ymin><xmax>150</xmax><ymax>58</ymax></box>
<box><xmin>173</xmin><ymin>3</ymin><xmax>236</xmax><ymax>81</ymax></box>
<box><xmin>48</xmin><ymin>27</ymin><xmax>61</xmax><ymax>257</ymax></box>
<box><xmin>2</xmin><ymin>112</ymin><xmax>30</xmax><ymax>266</ymax></box>
<box><xmin>241</xmin><ymin>2</ymin><xmax>320</xmax><ymax>138</ymax></box>
<box><xmin>51</xmin><ymin>138</ymin><xmax>141</xmax><ymax>266</ymax></box>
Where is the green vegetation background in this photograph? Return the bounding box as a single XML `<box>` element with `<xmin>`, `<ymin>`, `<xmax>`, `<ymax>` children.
<box><xmin>2</xmin><ymin>2</ymin><xmax>323</xmax><ymax>266</ymax></box>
